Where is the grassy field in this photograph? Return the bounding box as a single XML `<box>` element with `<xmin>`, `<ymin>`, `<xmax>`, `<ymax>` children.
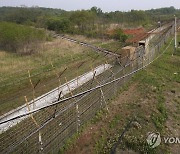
<box><xmin>0</xmin><ymin>37</ymin><xmax>112</xmax><ymax>115</ymax></box>
<box><xmin>61</xmin><ymin>37</ymin><xmax>180</xmax><ymax>153</ymax></box>
<box><xmin>0</xmin><ymin>22</ymin><xmax>49</xmax><ymax>54</ymax></box>
<box><xmin>67</xmin><ymin>34</ymin><xmax>125</xmax><ymax>53</ymax></box>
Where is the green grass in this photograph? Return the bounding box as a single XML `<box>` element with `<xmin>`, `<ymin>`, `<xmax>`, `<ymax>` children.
<box><xmin>58</xmin><ymin>31</ymin><xmax>180</xmax><ymax>154</ymax></box>
<box><xmin>134</xmin><ymin>39</ymin><xmax>179</xmax><ymax>130</ymax></box>
<box><xmin>95</xmin><ymin>128</ymin><xmax>108</xmax><ymax>153</ymax></box>
<box><xmin>0</xmin><ymin>22</ymin><xmax>49</xmax><ymax>53</ymax></box>
<box><xmin>70</xmin><ymin>37</ymin><xmax>179</xmax><ymax>153</ymax></box>
<box><xmin>151</xmin><ymin>93</ymin><xmax>167</xmax><ymax>131</ymax></box>
<box><xmin>96</xmin><ymin>41</ymin><xmax>125</xmax><ymax>53</ymax></box>
<box><xmin>59</xmin><ymin>132</ymin><xmax>80</xmax><ymax>154</ymax></box>
<box><xmin>104</xmin><ymin>39</ymin><xmax>178</xmax><ymax>153</ymax></box>
<box><xmin>109</xmin><ymin>115</ymin><xmax>121</xmax><ymax>129</ymax></box>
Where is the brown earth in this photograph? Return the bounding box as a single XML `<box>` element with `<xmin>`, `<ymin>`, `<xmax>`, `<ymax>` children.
<box><xmin>65</xmin><ymin>83</ymin><xmax>140</xmax><ymax>154</ymax></box>
<box><xmin>65</xmin><ymin>80</ymin><xmax>180</xmax><ymax>154</ymax></box>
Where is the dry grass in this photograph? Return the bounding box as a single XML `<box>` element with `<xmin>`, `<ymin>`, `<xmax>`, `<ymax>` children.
<box><xmin>42</xmin><ymin>39</ymin><xmax>84</xmax><ymax>54</ymax></box>
<box><xmin>0</xmin><ymin>38</ymin><xmax>89</xmax><ymax>79</ymax></box>
<box><xmin>0</xmin><ymin>37</ymin><xmax>109</xmax><ymax>114</ymax></box>
<box><xmin>66</xmin><ymin>34</ymin><xmax>113</xmax><ymax>45</ymax></box>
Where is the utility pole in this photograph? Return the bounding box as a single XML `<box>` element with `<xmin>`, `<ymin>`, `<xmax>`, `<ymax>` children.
<box><xmin>158</xmin><ymin>21</ymin><xmax>161</xmax><ymax>27</ymax></box>
<box><xmin>173</xmin><ymin>15</ymin><xmax>177</xmax><ymax>56</ymax></box>
<box><xmin>175</xmin><ymin>15</ymin><xmax>177</xmax><ymax>49</ymax></box>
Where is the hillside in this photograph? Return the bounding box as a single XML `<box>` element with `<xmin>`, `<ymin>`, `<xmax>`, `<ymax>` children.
<box><xmin>0</xmin><ymin>35</ymin><xmax>112</xmax><ymax>115</ymax></box>
<box><xmin>0</xmin><ymin>6</ymin><xmax>179</xmax><ymax>38</ymax></box>
<box><xmin>0</xmin><ymin>5</ymin><xmax>179</xmax><ymax>154</ymax></box>
<box><xmin>64</xmin><ymin>37</ymin><xmax>180</xmax><ymax>154</ymax></box>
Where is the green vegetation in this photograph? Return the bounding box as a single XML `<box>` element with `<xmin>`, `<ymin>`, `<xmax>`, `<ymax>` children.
<box><xmin>45</xmin><ymin>17</ymin><xmax>72</xmax><ymax>33</ymax></box>
<box><xmin>112</xmin><ymin>28</ymin><xmax>128</xmax><ymax>42</ymax></box>
<box><xmin>95</xmin><ymin>128</ymin><xmax>107</xmax><ymax>153</ymax></box>
<box><xmin>0</xmin><ymin>22</ymin><xmax>49</xmax><ymax>54</ymax></box>
<box><xmin>151</xmin><ymin>95</ymin><xmax>167</xmax><ymax>130</ymax></box>
<box><xmin>59</xmin><ymin>132</ymin><xmax>80</xmax><ymax>153</ymax></box>
<box><xmin>0</xmin><ymin>5</ymin><xmax>179</xmax><ymax>153</ymax></box>
<box><xmin>61</xmin><ymin>37</ymin><xmax>180</xmax><ymax>154</ymax></box>
<box><xmin>109</xmin><ymin>115</ymin><xmax>121</xmax><ymax>129</ymax></box>
<box><xmin>134</xmin><ymin>39</ymin><xmax>179</xmax><ymax>131</ymax></box>
<box><xmin>0</xmin><ymin>37</ymin><xmax>110</xmax><ymax>115</ymax></box>
<box><xmin>0</xmin><ymin>6</ymin><xmax>179</xmax><ymax>39</ymax></box>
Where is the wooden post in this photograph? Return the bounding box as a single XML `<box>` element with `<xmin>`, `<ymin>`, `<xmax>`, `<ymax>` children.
<box><xmin>76</xmin><ymin>104</ymin><xmax>80</xmax><ymax>133</ymax></box>
<box><xmin>91</xmin><ymin>66</ymin><xmax>109</xmax><ymax>112</ymax></box>
<box><xmin>106</xmin><ymin>61</ymin><xmax>116</xmax><ymax>96</ymax></box>
<box><xmin>28</xmin><ymin>70</ymin><xmax>35</xmax><ymax>109</ymax></box>
<box><xmin>50</xmin><ymin>62</ymin><xmax>62</xmax><ymax>92</ymax></box>
<box><xmin>24</xmin><ymin>96</ymin><xmax>43</xmax><ymax>151</ymax></box>
<box><xmin>65</xmin><ymin>77</ymin><xmax>80</xmax><ymax>133</ymax></box>
<box><xmin>77</xmin><ymin>70</ymin><xmax>79</xmax><ymax>88</ymax></box>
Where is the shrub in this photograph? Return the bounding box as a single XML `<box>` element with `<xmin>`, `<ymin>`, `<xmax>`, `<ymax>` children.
<box><xmin>112</xmin><ymin>28</ymin><xmax>128</xmax><ymax>42</ymax></box>
<box><xmin>45</xmin><ymin>17</ymin><xmax>72</xmax><ymax>33</ymax></box>
<box><xmin>0</xmin><ymin>22</ymin><xmax>49</xmax><ymax>54</ymax></box>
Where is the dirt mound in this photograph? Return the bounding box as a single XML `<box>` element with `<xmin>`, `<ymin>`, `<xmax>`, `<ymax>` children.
<box><xmin>107</xmin><ymin>27</ymin><xmax>148</xmax><ymax>43</ymax></box>
<box><xmin>123</xmin><ymin>28</ymin><xmax>148</xmax><ymax>43</ymax></box>
<box><xmin>123</xmin><ymin>28</ymin><xmax>145</xmax><ymax>35</ymax></box>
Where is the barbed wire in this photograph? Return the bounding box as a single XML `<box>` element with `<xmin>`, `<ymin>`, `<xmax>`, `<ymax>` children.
<box><xmin>0</xmin><ymin>36</ymin><xmax>173</xmax><ymax>125</ymax></box>
<box><xmin>0</xmin><ymin>52</ymin><xmax>96</xmax><ymax>88</ymax></box>
<box><xmin>0</xmin><ymin>23</ymin><xmax>173</xmax><ymax>124</ymax></box>
<box><xmin>0</xmin><ymin>23</ymin><xmax>175</xmax><ymax>154</ymax></box>
<box><xmin>0</xmin><ymin>49</ymin><xmax>143</xmax><ymax>118</ymax></box>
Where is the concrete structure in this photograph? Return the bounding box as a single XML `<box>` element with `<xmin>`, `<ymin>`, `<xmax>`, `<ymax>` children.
<box><xmin>0</xmin><ymin>64</ymin><xmax>112</xmax><ymax>134</ymax></box>
<box><xmin>138</xmin><ymin>24</ymin><xmax>170</xmax><ymax>52</ymax></box>
<box><xmin>120</xmin><ymin>46</ymin><xmax>136</xmax><ymax>66</ymax></box>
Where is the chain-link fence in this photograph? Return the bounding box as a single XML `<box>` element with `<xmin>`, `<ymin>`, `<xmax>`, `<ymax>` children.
<box><xmin>0</xmin><ymin>23</ymin><xmax>175</xmax><ymax>154</ymax></box>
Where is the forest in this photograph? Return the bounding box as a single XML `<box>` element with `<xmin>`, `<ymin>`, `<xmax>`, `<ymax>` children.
<box><xmin>0</xmin><ymin>6</ymin><xmax>179</xmax><ymax>53</ymax></box>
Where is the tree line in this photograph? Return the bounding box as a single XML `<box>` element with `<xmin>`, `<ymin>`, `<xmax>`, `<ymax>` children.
<box><xmin>0</xmin><ymin>6</ymin><xmax>179</xmax><ymax>52</ymax></box>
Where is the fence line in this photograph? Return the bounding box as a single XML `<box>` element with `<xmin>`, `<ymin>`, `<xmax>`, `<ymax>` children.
<box><xmin>0</xmin><ymin>23</ymin><xmax>175</xmax><ymax>154</ymax></box>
